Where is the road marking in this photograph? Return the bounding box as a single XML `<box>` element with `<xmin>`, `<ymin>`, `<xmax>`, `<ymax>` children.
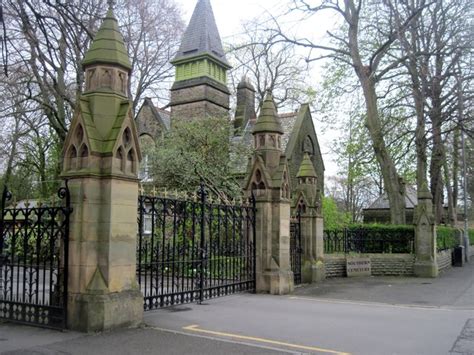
<box><xmin>289</xmin><ymin>296</ymin><xmax>451</xmax><ymax>311</ymax></box>
<box><xmin>183</xmin><ymin>324</ymin><xmax>351</xmax><ymax>355</ymax></box>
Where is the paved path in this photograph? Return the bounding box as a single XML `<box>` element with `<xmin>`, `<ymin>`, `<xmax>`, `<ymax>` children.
<box><xmin>1</xmin><ymin>261</ymin><xmax>473</xmax><ymax>354</ymax></box>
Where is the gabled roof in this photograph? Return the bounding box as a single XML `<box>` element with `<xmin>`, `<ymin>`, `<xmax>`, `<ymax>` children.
<box><xmin>365</xmin><ymin>186</ymin><xmax>418</xmax><ymax>210</ymax></box>
<box><xmin>137</xmin><ymin>98</ymin><xmax>170</xmax><ymax>131</ymax></box>
<box><xmin>172</xmin><ymin>0</ymin><xmax>230</xmax><ymax>67</ymax></box>
<box><xmin>285</xmin><ymin>104</ymin><xmax>325</xmax><ymax>171</ymax></box>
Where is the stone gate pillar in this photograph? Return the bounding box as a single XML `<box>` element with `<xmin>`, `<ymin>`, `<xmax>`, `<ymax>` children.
<box><xmin>293</xmin><ymin>153</ymin><xmax>325</xmax><ymax>283</ymax></box>
<box><xmin>413</xmin><ymin>185</ymin><xmax>438</xmax><ymax>277</ymax></box>
<box><xmin>244</xmin><ymin>93</ymin><xmax>294</xmax><ymax>294</ymax></box>
<box><xmin>61</xmin><ymin>6</ymin><xmax>143</xmax><ymax>331</ymax></box>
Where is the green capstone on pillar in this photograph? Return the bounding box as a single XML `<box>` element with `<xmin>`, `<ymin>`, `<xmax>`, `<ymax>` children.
<box><xmin>61</xmin><ymin>3</ymin><xmax>143</xmax><ymax>332</ymax></box>
<box><xmin>170</xmin><ymin>0</ymin><xmax>232</xmax><ymax>121</ymax></box>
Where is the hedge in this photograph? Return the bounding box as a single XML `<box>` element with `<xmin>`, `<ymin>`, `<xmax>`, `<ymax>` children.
<box><xmin>436</xmin><ymin>226</ymin><xmax>458</xmax><ymax>251</ymax></box>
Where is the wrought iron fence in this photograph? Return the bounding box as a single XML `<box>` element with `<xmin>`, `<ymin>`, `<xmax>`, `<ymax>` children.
<box><xmin>324</xmin><ymin>227</ymin><xmax>415</xmax><ymax>254</ymax></box>
<box><xmin>137</xmin><ymin>186</ymin><xmax>256</xmax><ymax>311</ymax></box>
<box><xmin>0</xmin><ymin>184</ymin><xmax>71</xmax><ymax>329</ymax></box>
<box><xmin>290</xmin><ymin>212</ymin><xmax>302</xmax><ymax>285</ymax></box>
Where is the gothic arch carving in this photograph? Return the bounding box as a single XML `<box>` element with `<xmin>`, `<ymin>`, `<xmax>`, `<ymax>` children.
<box><xmin>303</xmin><ymin>136</ymin><xmax>314</xmax><ymax>155</ymax></box>
<box><xmin>101</xmin><ymin>69</ymin><xmax>113</xmax><ymax>88</ymax></box>
<box><xmin>250</xmin><ymin>168</ymin><xmax>266</xmax><ymax>196</ymax></box>
<box><xmin>65</xmin><ymin>123</ymin><xmax>88</xmax><ymax>172</ymax></box>
<box><xmin>79</xmin><ymin>143</ymin><xmax>89</xmax><ymax>170</ymax></box>
<box><xmin>114</xmin><ymin>126</ymin><xmax>136</xmax><ymax>174</ymax></box>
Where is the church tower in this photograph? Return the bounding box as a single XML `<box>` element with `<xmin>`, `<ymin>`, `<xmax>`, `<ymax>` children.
<box><xmin>170</xmin><ymin>0</ymin><xmax>231</xmax><ymax>121</ymax></box>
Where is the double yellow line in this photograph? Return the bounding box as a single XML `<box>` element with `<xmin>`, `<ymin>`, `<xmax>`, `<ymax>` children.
<box><xmin>183</xmin><ymin>324</ymin><xmax>351</xmax><ymax>355</ymax></box>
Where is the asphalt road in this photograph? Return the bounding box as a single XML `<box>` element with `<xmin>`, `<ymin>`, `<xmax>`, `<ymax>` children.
<box><xmin>1</xmin><ymin>260</ymin><xmax>473</xmax><ymax>355</ymax></box>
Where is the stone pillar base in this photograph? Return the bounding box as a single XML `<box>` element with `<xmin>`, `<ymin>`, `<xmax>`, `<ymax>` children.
<box><xmin>68</xmin><ymin>290</ymin><xmax>143</xmax><ymax>332</ymax></box>
<box><xmin>257</xmin><ymin>270</ymin><xmax>294</xmax><ymax>295</ymax></box>
<box><xmin>311</xmin><ymin>261</ymin><xmax>326</xmax><ymax>283</ymax></box>
<box><xmin>301</xmin><ymin>261</ymin><xmax>325</xmax><ymax>283</ymax></box>
<box><xmin>414</xmin><ymin>261</ymin><xmax>438</xmax><ymax>278</ymax></box>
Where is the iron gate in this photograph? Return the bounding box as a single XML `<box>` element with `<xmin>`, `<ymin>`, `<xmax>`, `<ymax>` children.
<box><xmin>0</xmin><ymin>184</ymin><xmax>71</xmax><ymax>329</ymax></box>
<box><xmin>290</xmin><ymin>212</ymin><xmax>302</xmax><ymax>285</ymax></box>
<box><xmin>137</xmin><ymin>186</ymin><xmax>256</xmax><ymax>311</ymax></box>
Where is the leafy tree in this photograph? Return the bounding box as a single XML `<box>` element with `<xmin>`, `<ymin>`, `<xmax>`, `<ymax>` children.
<box><xmin>0</xmin><ymin>0</ymin><xmax>184</xmax><ymax>193</ymax></box>
<box><xmin>322</xmin><ymin>196</ymin><xmax>351</xmax><ymax>230</ymax></box>
<box><xmin>149</xmin><ymin>116</ymin><xmax>252</xmax><ymax>200</ymax></box>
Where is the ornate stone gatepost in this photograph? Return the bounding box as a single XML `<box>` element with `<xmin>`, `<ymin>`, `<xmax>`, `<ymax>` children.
<box><xmin>413</xmin><ymin>185</ymin><xmax>438</xmax><ymax>277</ymax></box>
<box><xmin>293</xmin><ymin>153</ymin><xmax>325</xmax><ymax>283</ymax></box>
<box><xmin>61</xmin><ymin>5</ymin><xmax>143</xmax><ymax>331</ymax></box>
<box><xmin>244</xmin><ymin>93</ymin><xmax>294</xmax><ymax>295</ymax></box>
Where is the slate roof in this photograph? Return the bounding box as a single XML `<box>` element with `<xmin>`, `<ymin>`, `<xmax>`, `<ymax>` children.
<box><xmin>172</xmin><ymin>0</ymin><xmax>229</xmax><ymax>67</ymax></box>
<box><xmin>365</xmin><ymin>186</ymin><xmax>418</xmax><ymax>210</ymax></box>
<box><xmin>153</xmin><ymin>106</ymin><xmax>171</xmax><ymax>131</ymax></box>
<box><xmin>279</xmin><ymin>112</ymin><xmax>298</xmax><ymax>152</ymax></box>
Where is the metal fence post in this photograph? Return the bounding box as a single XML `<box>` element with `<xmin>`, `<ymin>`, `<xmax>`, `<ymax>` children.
<box><xmin>198</xmin><ymin>183</ymin><xmax>207</xmax><ymax>304</ymax></box>
<box><xmin>0</xmin><ymin>186</ymin><xmax>10</xmax><ymax>298</ymax></box>
<box><xmin>251</xmin><ymin>192</ymin><xmax>257</xmax><ymax>292</ymax></box>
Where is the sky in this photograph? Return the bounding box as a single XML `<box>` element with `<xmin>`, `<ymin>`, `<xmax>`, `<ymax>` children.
<box><xmin>174</xmin><ymin>0</ymin><xmax>341</xmax><ymax>178</ymax></box>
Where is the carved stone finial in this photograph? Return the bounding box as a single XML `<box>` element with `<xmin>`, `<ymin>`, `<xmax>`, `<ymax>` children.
<box><xmin>107</xmin><ymin>0</ymin><xmax>116</xmax><ymax>11</ymax></box>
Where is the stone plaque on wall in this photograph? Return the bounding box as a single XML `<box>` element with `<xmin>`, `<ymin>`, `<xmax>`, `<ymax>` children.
<box><xmin>346</xmin><ymin>258</ymin><xmax>371</xmax><ymax>277</ymax></box>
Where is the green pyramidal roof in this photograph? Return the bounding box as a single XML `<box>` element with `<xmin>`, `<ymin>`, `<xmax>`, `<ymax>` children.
<box><xmin>253</xmin><ymin>92</ymin><xmax>284</xmax><ymax>134</ymax></box>
<box><xmin>297</xmin><ymin>153</ymin><xmax>317</xmax><ymax>178</ymax></box>
<box><xmin>82</xmin><ymin>9</ymin><xmax>131</xmax><ymax>71</ymax></box>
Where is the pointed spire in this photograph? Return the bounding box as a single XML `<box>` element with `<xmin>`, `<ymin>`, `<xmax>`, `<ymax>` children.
<box><xmin>172</xmin><ymin>0</ymin><xmax>230</xmax><ymax>67</ymax></box>
<box><xmin>82</xmin><ymin>6</ymin><xmax>131</xmax><ymax>71</ymax></box>
<box><xmin>297</xmin><ymin>153</ymin><xmax>317</xmax><ymax>179</ymax></box>
<box><xmin>253</xmin><ymin>92</ymin><xmax>284</xmax><ymax>135</ymax></box>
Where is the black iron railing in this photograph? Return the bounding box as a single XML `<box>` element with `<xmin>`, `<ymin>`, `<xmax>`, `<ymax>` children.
<box><xmin>324</xmin><ymin>227</ymin><xmax>415</xmax><ymax>254</ymax></box>
<box><xmin>137</xmin><ymin>186</ymin><xmax>256</xmax><ymax>310</ymax></box>
<box><xmin>0</xmin><ymin>184</ymin><xmax>71</xmax><ymax>329</ymax></box>
<box><xmin>290</xmin><ymin>212</ymin><xmax>302</xmax><ymax>285</ymax></box>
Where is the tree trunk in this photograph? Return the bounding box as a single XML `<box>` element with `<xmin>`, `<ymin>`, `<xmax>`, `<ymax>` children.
<box><xmin>345</xmin><ymin>0</ymin><xmax>406</xmax><ymax>224</ymax></box>
<box><xmin>359</xmin><ymin>78</ymin><xmax>406</xmax><ymax>224</ymax></box>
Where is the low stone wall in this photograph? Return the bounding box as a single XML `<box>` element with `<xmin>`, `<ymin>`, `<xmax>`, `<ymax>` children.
<box><xmin>325</xmin><ymin>256</ymin><xmax>346</xmax><ymax>278</ymax></box>
<box><xmin>370</xmin><ymin>254</ymin><xmax>415</xmax><ymax>276</ymax></box>
<box><xmin>324</xmin><ymin>254</ymin><xmax>415</xmax><ymax>278</ymax></box>
<box><xmin>437</xmin><ymin>249</ymin><xmax>452</xmax><ymax>272</ymax></box>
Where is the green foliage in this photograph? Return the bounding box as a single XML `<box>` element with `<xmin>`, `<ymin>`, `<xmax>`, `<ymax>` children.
<box><xmin>149</xmin><ymin>116</ymin><xmax>251</xmax><ymax>198</ymax></box>
<box><xmin>346</xmin><ymin>223</ymin><xmax>414</xmax><ymax>233</ymax></box>
<box><xmin>436</xmin><ymin>226</ymin><xmax>459</xmax><ymax>251</ymax></box>
<box><xmin>324</xmin><ymin>224</ymin><xmax>415</xmax><ymax>254</ymax></box>
<box><xmin>322</xmin><ymin>196</ymin><xmax>351</xmax><ymax>229</ymax></box>
<box><xmin>468</xmin><ymin>229</ymin><xmax>474</xmax><ymax>246</ymax></box>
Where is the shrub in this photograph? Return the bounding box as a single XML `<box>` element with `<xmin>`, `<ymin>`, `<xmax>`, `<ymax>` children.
<box><xmin>436</xmin><ymin>226</ymin><xmax>458</xmax><ymax>251</ymax></box>
<box><xmin>324</xmin><ymin>224</ymin><xmax>415</xmax><ymax>254</ymax></box>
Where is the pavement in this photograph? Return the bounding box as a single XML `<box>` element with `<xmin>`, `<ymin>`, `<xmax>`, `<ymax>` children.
<box><xmin>1</xmin><ymin>260</ymin><xmax>473</xmax><ymax>355</ymax></box>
